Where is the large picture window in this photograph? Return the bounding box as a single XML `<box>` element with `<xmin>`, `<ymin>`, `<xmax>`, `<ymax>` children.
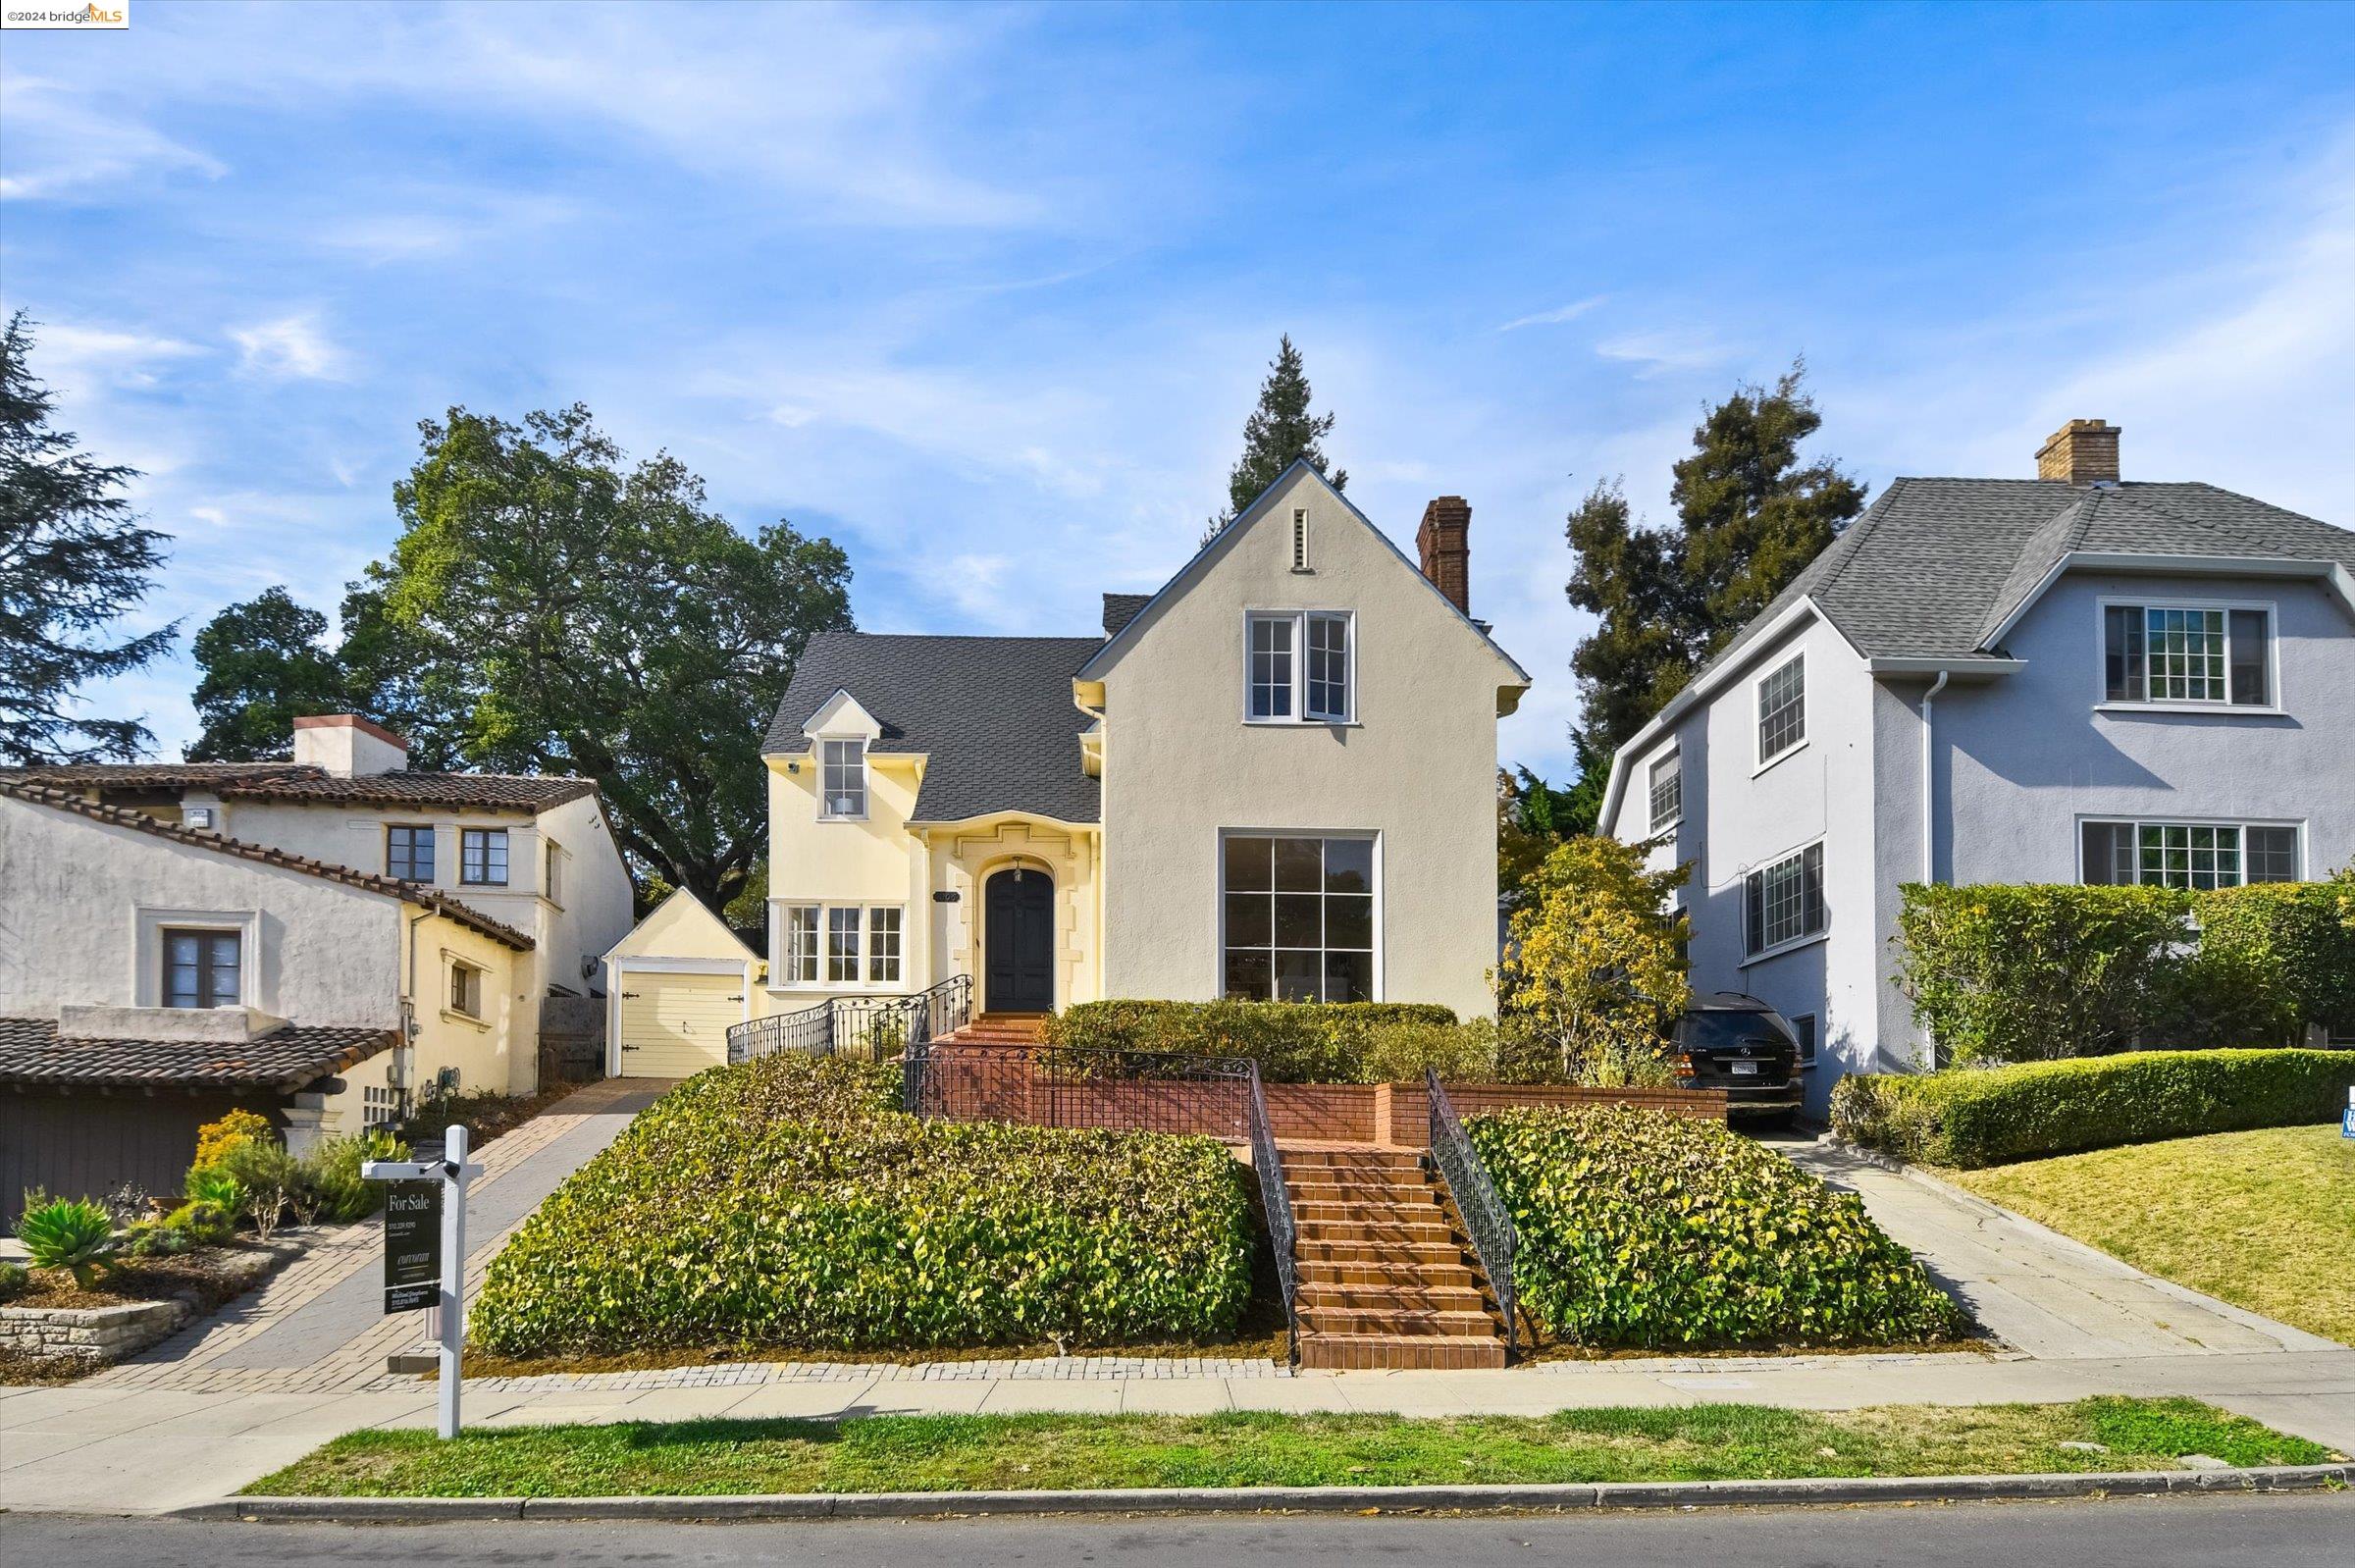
<box><xmin>1221</xmin><ymin>833</ymin><xmax>1376</xmax><ymax>1002</ymax></box>
<box><xmin>2103</xmin><ymin>602</ymin><xmax>2272</xmax><ymax>706</ymax></box>
<box><xmin>162</xmin><ymin>928</ymin><xmax>240</xmax><ymax>1009</ymax></box>
<box><xmin>2080</xmin><ymin>819</ymin><xmax>2300</xmax><ymax>890</ymax></box>
<box><xmin>1743</xmin><ymin>842</ymin><xmax>1825</xmax><ymax>959</ymax></box>
<box><xmin>1246</xmin><ymin>611</ymin><xmax>1352</xmax><ymax>723</ymax></box>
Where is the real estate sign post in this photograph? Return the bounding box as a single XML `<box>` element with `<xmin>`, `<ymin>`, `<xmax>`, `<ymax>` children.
<box><xmin>364</xmin><ymin>1124</ymin><xmax>481</xmax><ymax>1438</ymax></box>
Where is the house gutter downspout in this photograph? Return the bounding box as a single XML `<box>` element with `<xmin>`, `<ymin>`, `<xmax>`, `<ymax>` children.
<box><xmin>1918</xmin><ymin>670</ymin><xmax>1950</xmax><ymax>884</ymax></box>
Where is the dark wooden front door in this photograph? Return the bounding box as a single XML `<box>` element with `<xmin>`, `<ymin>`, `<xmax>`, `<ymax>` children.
<box><xmin>984</xmin><ymin>868</ymin><xmax>1055</xmax><ymax>1014</ymax></box>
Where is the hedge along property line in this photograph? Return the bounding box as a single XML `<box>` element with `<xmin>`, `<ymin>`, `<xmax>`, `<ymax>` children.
<box><xmin>1044</xmin><ymin>1000</ymin><xmax>1461</xmax><ymax>1084</ymax></box>
<box><xmin>468</xmin><ymin>1056</ymin><xmax>1256</xmax><ymax>1357</ymax></box>
<box><xmin>1467</xmin><ymin>1106</ymin><xmax>1967</xmax><ymax>1350</ymax></box>
<box><xmin>1829</xmin><ymin>1048</ymin><xmax>2355</xmax><ymax>1170</ymax></box>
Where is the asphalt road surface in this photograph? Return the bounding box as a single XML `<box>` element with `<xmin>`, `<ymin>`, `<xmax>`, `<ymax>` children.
<box><xmin>10</xmin><ymin>1493</ymin><xmax>2352</xmax><ymax>1566</ymax></box>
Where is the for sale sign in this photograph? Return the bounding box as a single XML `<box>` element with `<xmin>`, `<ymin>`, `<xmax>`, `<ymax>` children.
<box><xmin>383</xmin><ymin>1180</ymin><xmax>443</xmax><ymax>1313</ymax></box>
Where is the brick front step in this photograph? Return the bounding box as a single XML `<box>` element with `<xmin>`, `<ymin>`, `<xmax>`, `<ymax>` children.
<box><xmin>1297</xmin><ymin>1282</ymin><xmax>1488</xmax><ymax>1314</ymax></box>
<box><xmin>1296</xmin><ymin>1332</ymin><xmax>1507</xmax><ymax>1371</ymax></box>
<box><xmin>1285</xmin><ymin>1175</ymin><xmax>1441</xmax><ymax>1203</ymax></box>
<box><xmin>1296</xmin><ymin>1260</ymin><xmax>1481</xmax><ymax>1291</ymax></box>
<box><xmin>1293</xmin><ymin>1238</ymin><xmax>1469</xmax><ymax>1268</ymax></box>
<box><xmin>1300</xmin><ymin>1304</ymin><xmax>1499</xmax><ymax>1337</ymax></box>
<box><xmin>1290</xmin><ymin>1197</ymin><xmax>1447</xmax><ymax>1226</ymax></box>
<box><xmin>1294</xmin><ymin>1219</ymin><xmax>1457</xmax><ymax>1247</ymax></box>
<box><xmin>1281</xmin><ymin>1146</ymin><xmax>1426</xmax><ymax>1173</ymax></box>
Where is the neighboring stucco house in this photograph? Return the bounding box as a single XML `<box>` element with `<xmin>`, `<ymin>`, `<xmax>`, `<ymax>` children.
<box><xmin>734</xmin><ymin>464</ymin><xmax>1526</xmax><ymax>1043</ymax></box>
<box><xmin>0</xmin><ymin>714</ymin><xmax>636</xmax><ymax>1207</ymax></box>
<box><xmin>1600</xmin><ymin>420</ymin><xmax>2355</xmax><ymax>1114</ymax></box>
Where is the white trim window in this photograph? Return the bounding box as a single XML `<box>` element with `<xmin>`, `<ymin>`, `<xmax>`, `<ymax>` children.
<box><xmin>2080</xmin><ymin>819</ymin><xmax>2301</xmax><ymax>889</ymax></box>
<box><xmin>780</xmin><ymin>904</ymin><xmax>822</xmax><ymax>984</ymax></box>
<box><xmin>826</xmin><ymin>906</ymin><xmax>863</xmax><ymax>982</ymax></box>
<box><xmin>1221</xmin><ymin>832</ymin><xmax>1377</xmax><ymax>1002</ymax></box>
<box><xmin>1755</xmin><ymin>653</ymin><xmax>1806</xmax><ymax>767</ymax></box>
<box><xmin>1744</xmin><ymin>842</ymin><xmax>1825</xmax><ymax>960</ymax></box>
<box><xmin>2102</xmin><ymin>601</ymin><xmax>2274</xmax><ymax>707</ymax></box>
<box><xmin>1246</xmin><ymin>611</ymin><xmax>1353</xmax><ymax>723</ymax></box>
<box><xmin>1648</xmin><ymin>752</ymin><xmax>1682</xmax><ymax>833</ymax></box>
<box><xmin>868</xmin><ymin>906</ymin><xmax>903</xmax><ymax>984</ymax></box>
<box><xmin>820</xmin><ymin>739</ymin><xmax>868</xmax><ymax>819</ymax></box>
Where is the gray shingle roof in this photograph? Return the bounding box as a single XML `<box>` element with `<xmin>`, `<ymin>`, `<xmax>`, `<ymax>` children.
<box><xmin>0</xmin><ymin>1016</ymin><xmax>395</xmax><ymax>1092</ymax></box>
<box><xmin>1101</xmin><ymin>594</ymin><xmax>1152</xmax><ymax>638</ymax></box>
<box><xmin>1699</xmin><ymin>478</ymin><xmax>2352</xmax><ymax>679</ymax></box>
<box><xmin>762</xmin><ymin>633</ymin><xmax>1103</xmax><ymax>824</ymax></box>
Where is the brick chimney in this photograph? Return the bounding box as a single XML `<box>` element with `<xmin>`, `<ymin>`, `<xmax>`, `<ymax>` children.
<box><xmin>291</xmin><ymin>713</ymin><xmax>409</xmax><ymax>777</ymax></box>
<box><xmin>2036</xmin><ymin>419</ymin><xmax>2120</xmax><ymax>485</ymax></box>
<box><xmin>1416</xmin><ymin>496</ymin><xmax>1472</xmax><ymax>615</ymax></box>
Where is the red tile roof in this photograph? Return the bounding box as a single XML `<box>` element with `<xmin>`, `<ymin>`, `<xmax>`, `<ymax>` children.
<box><xmin>0</xmin><ymin>761</ymin><xmax>597</xmax><ymax>811</ymax></box>
<box><xmin>0</xmin><ymin>779</ymin><xmax>535</xmax><ymax>951</ymax></box>
<box><xmin>0</xmin><ymin>1016</ymin><xmax>395</xmax><ymax>1092</ymax></box>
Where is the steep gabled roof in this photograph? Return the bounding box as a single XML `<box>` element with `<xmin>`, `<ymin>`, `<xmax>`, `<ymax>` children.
<box><xmin>0</xmin><ymin>761</ymin><xmax>597</xmax><ymax>812</ymax></box>
<box><xmin>761</xmin><ymin>633</ymin><xmax>1103</xmax><ymax>824</ymax></box>
<box><xmin>0</xmin><ymin>1017</ymin><xmax>396</xmax><ymax>1093</ymax></box>
<box><xmin>0</xmin><ymin>780</ymin><xmax>535</xmax><ymax>950</ymax></box>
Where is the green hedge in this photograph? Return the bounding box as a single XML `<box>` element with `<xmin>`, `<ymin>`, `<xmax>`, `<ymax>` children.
<box><xmin>1829</xmin><ymin>1049</ymin><xmax>2355</xmax><ymax>1169</ymax></box>
<box><xmin>471</xmin><ymin>1056</ymin><xmax>1255</xmax><ymax>1356</ymax></box>
<box><xmin>2186</xmin><ymin>882</ymin><xmax>2355</xmax><ymax>1046</ymax></box>
<box><xmin>1044</xmin><ymin>1000</ymin><xmax>1460</xmax><ymax>1083</ymax></box>
<box><xmin>1466</xmin><ymin>1106</ymin><xmax>1965</xmax><ymax>1349</ymax></box>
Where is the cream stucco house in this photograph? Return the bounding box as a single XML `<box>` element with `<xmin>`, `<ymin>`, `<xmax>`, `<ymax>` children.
<box><xmin>736</xmin><ymin>464</ymin><xmax>1527</xmax><ymax>1040</ymax></box>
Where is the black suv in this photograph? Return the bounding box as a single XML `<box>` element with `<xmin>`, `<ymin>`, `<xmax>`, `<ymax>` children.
<box><xmin>1672</xmin><ymin>992</ymin><xmax>1804</xmax><ymax>1121</ymax></box>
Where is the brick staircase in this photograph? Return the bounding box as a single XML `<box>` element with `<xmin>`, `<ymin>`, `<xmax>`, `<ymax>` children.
<box><xmin>1282</xmin><ymin>1142</ymin><xmax>1509</xmax><ymax>1370</ymax></box>
<box><xmin>936</xmin><ymin>1012</ymin><xmax>1049</xmax><ymax>1046</ymax></box>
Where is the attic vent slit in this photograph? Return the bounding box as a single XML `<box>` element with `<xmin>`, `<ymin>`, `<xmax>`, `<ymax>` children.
<box><xmin>1291</xmin><ymin>507</ymin><xmax>1310</xmax><ymax>572</ymax></box>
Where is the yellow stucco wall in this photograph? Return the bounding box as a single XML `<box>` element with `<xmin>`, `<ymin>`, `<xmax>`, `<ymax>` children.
<box><xmin>408</xmin><ymin>911</ymin><xmax>529</xmax><ymax>1097</ymax></box>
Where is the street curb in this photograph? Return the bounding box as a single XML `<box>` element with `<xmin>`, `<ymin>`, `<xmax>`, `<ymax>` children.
<box><xmin>178</xmin><ymin>1463</ymin><xmax>2355</xmax><ymax>1523</ymax></box>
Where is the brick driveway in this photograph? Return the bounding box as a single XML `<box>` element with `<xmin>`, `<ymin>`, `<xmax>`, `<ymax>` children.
<box><xmin>86</xmin><ymin>1077</ymin><xmax>672</xmax><ymax>1395</ymax></box>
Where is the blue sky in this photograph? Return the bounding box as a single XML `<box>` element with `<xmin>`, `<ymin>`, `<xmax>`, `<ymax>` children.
<box><xmin>4</xmin><ymin>1</ymin><xmax>2351</xmax><ymax>775</ymax></box>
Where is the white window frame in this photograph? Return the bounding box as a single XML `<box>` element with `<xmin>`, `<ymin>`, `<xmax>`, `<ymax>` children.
<box><xmin>1741</xmin><ymin>838</ymin><xmax>1827</xmax><ymax>964</ymax></box>
<box><xmin>1215</xmin><ymin>829</ymin><xmax>1383</xmax><ymax>1003</ymax></box>
<box><xmin>1753</xmin><ymin>652</ymin><xmax>1807</xmax><ymax>773</ymax></box>
<box><xmin>818</xmin><ymin>738</ymin><xmax>868</xmax><ymax>820</ymax></box>
<box><xmin>2095</xmin><ymin>597</ymin><xmax>2279</xmax><ymax>713</ymax></box>
<box><xmin>1647</xmin><ymin>750</ymin><xmax>1682</xmax><ymax>833</ymax></box>
<box><xmin>2076</xmin><ymin>816</ymin><xmax>2304</xmax><ymax>889</ymax></box>
<box><xmin>769</xmin><ymin>899</ymin><xmax>909</xmax><ymax>991</ymax></box>
<box><xmin>1244</xmin><ymin>609</ymin><xmax>1355</xmax><ymax>725</ymax></box>
<box><xmin>867</xmin><ymin>905</ymin><xmax>903</xmax><ymax>985</ymax></box>
<box><xmin>447</xmin><ymin>958</ymin><xmax>485</xmax><ymax>1021</ymax></box>
<box><xmin>133</xmin><ymin>907</ymin><xmax>259</xmax><ymax>1010</ymax></box>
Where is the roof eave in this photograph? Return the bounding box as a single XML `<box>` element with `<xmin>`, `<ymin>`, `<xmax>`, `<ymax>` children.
<box><xmin>1979</xmin><ymin>551</ymin><xmax>2355</xmax><ymax>649</ymax></box>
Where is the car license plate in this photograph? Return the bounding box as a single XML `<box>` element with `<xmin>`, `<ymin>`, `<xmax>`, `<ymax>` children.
<box><xmin>1731</xmin><ymin>1062</ymin><xmax>1761</xmax><ymax>1075</ymax></box>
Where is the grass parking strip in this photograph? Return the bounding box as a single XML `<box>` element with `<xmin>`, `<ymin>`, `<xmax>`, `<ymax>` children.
<box><xmin>245</xmin><ymin>1398</ymin><xmax>2330</xmax><ymax>1498</ymax></box>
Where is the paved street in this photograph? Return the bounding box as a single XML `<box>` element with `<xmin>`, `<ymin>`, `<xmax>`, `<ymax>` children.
<box><xmin>9</xmin><ymin>1493</ymin><xmax>2353</xmax><ymax>1566</ymax></box>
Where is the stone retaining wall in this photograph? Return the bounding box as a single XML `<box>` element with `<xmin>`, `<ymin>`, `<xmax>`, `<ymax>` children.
<box><xmin>0</xmin><ymin>1241</ymin><xmax>296</xmax><ymax>1365</ymax></box>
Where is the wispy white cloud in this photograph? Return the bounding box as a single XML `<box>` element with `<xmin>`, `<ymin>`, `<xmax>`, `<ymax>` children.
<box><xmin>0</xmin><ymin>75</ymin><xmax>226</xmax><ymax>200</ymax></box>
<box><xmin>1498</xmin><ymin>295</ymin><xmax>1607</xmax><ymax>332</ymax></box>
<box><xmin>1594</xmin><ymin>327</ymin><xmax>1735</xmax><ymax>377</ymax></box>
<box><xmin>230</xmin><ymin>314</ymin><xmax>351</xmax><ymax>382</ymax></box>
<box><xmin>14</xmin><ymin>321</ymin><xmax>204</xmax><ymax>392</ymax></box>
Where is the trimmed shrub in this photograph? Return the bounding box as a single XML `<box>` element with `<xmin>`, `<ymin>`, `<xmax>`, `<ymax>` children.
<box><xmin>1044</xmin><ymin>1000</ymin><xmax>1458</xmax><ymax>1083</ymax></box>
<box><xmin>1468</xmin><ymin>1106</ymin><xmax>1964</xmax><ymax>1349</ymax></box>
<box><xmin>471</xmin><ymin>1055</ymin><xmax>1256</xmax><ymax>1356</ymax></box>
<box><xmin>2180</xmin><ymin>881</ymin><xmax>2355</xmax><ymax>1046</ymax></box>
<box><xmin>1830</xmin><ymin>1049</ymin><xmax>2355</xmax><ymax>1169</ymax></box>
<box><xmin>0</xmin><ymin>1261</ymin><xmax>26</xmax><ymax>1301</ymax></box>
<box><xmin>1895</xmin><ymin>883</ymin><xmax>2192</xmax><ymax>1064</ymax></box>
<box><xmin>1359</xmin><ymin>1017</ymin><xmax>1501</xmax><ymax>1083</ymax></box>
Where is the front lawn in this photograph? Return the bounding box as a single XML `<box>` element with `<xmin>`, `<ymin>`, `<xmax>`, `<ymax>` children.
<box><xmin>244</xmin><ymin>1399</ymin><xmax>2331</xmax><ymax>1497</ymax></box>
<box><xmin>1956</xmin><ymin>1123</ymin><xmax>2354</xmax><ymax>1345</ymax></box>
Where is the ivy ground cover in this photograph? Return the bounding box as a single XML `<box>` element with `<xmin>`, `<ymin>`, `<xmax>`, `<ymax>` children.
<box><xmin>470</xmin><ymin>1056</ymin><xmax>1256</xmax><ymax>1356</ymax></box>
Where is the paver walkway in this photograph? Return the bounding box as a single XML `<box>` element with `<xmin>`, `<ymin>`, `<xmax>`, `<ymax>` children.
<box><xmin>88</xmin><ymin>1077</ymin><xmax>672</xmax><ymax>1394</ymax></box>
<box><xmin>1772</xmin><ymin>1136</ymin><xmax>2338</xmax><ymax>1360</ymax></box>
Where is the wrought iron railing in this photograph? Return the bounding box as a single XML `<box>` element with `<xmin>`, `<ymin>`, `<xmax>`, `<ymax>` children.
<box><xmin>1247</xmin><ymin>1065</ymin><xmax>1300</xmax><ymax>1358</ymax></box>
<box><xmin>728</xmin><ymin>975</ymin><xmax>974</xmax><ymax>1068</ymax></box>
<box><xmin>1426</xmin><ymin>1069</ymin><xmax>1518</xmax><ymax>1355</ymax></box>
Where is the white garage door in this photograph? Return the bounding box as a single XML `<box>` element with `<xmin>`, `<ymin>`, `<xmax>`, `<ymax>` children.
<box><xmin>618</xmin><ymin>970</ymin><xmax>743</xmax><ymax>1077</ymax></box>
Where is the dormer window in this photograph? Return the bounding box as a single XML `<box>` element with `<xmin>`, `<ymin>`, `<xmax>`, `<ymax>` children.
<box><xmin>1247</xmin><ymin>610</ymin><xmax>1353</xmax><ymax>724</ymax></box>
<box><xmin>820</xmin><ymin>738</ymin><xmax>867</xmax><ymax>819</ymax></box>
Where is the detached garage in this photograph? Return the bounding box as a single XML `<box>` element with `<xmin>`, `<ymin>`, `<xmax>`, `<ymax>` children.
<box><xmin>603</xmin><ymin>891</ymin><xmax>761</xmax><ymax>1080</ymax></box>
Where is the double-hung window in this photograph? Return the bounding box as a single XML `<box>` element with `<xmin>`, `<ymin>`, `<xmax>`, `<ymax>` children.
<box><xmin>826</xmin><ymin>907</ymin><xmax>863</xmax><ymax>983</ymax></box>
<box><xmin>448</xmin><ymin>961</ymin><xmax>483</xmax><ymax>1019</ymax></box>
<box><xmin>780</xmin><ymin>905</ymin><xmax>822</xmax><ymax>984</ymax></box>
<box><xmin>2080</xmin><ymin>819</ymin><xmax>2300</xmax><ymax>889</ymax></box>
<box><xmin>1246</xmin><ymin>611</ymin><xmax>1352</xmax><ymax>723</ymax></box>
<box><xmin>1743</xmin><ymin>842</ymin><xmax>1825</xmax><ymax>959</ymax></box>
<box><xmin>1648</xmin><ymin>752</ymin><xmax>1682</xmax><ymax>832</ymax></box>
<box><xmin>868</xmin><ymin>907</ymin><xmax>902</xmax><ymax>984</ymax></box>
<box><xmin>1755</xmin><ymin>653</ymin><xmax>1806</xmax><ymax>767</ymax></box>
<box><xmin>544</xmin><ymin>840</ymin><xmax>563</xmax><ymax>905</ymax></box>
<box><xmin>1221</xmin><ymin>833</ymin><xmax>1376</xmax><ymax>1002</ymax></box>
<box><xmin>162</xmin><ymin>928</ymin><xmax>240</xmax><ymax>1009</ymax></box>
<box><xmin>2103</xmin><ymin>601</ymin><xmax>2273</xmax><ymax>706</ymax></box>
<box><xmin>386</xmin><ymin>824</ymin><xmax>434</xmax><ymax>882</ymax></box>
<box><xmin>820</xmin><ymin>739</ymin><xmax>867</xmax><ymax>819</ymax></box>
<box><xmin>460</xmin><ymin>827</ymin><xmax>508</xmax><ymax>886</ymax></box>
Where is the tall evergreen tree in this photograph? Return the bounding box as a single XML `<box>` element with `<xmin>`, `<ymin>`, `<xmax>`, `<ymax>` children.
<box><xmin>1566</xmin><ymin>362</ymin><xmax>1865</xmax><ymax>757</ymax></box>
<box><xmin>1209</xmin><ymin>335</ymin><xmax>1347</xmax><ymax>541</ymax></box>
<box><xmin>0</xmin><ymin>312</ymin><xmax>174</xmax><ymax>763</ymax></box>
<box><xmin>187</xmin><ymin>588</ymin><xmax>348</xmax><ymax>761</ymax></box>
